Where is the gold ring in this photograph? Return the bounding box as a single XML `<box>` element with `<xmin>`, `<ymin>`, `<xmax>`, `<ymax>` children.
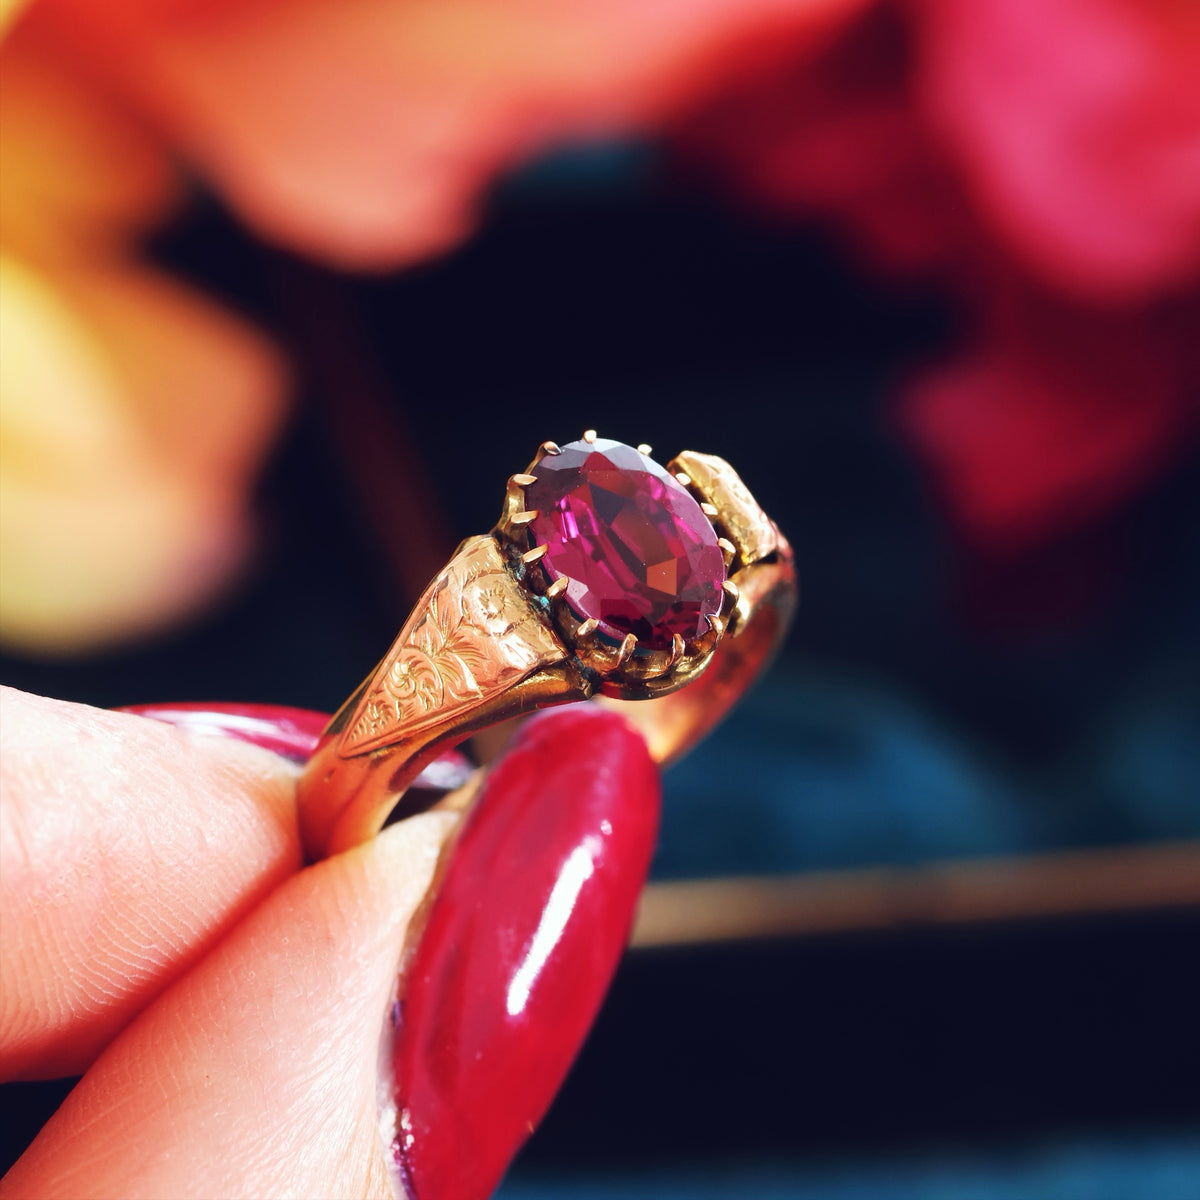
<box><xmin>297</xmin><ymin>432</ymin><xmax>796</xmax><ymax>859</ymax></box>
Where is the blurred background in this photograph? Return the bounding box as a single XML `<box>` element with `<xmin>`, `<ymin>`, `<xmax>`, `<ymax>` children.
<box><xmin>1</xmin><ymin>0</ymin><xmax>1198</xmax><ymax>1195</ymax></box>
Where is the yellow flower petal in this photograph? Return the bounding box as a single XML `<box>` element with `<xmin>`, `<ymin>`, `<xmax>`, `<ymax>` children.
<box><xmin>28</xmin><ymin>0</ymin><xmax>868</xmax><ymax>268</ymax></box>
<box><xmin>0</xmin><ymin>253</ymin><xmax>288</xmax><ymax>656</ymax></box>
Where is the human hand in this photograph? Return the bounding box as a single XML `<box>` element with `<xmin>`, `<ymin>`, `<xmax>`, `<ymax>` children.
<box><xmin>0</xmin><ymin>687</ymin><xmax>658</xmax><ymax>1199</ymax></box>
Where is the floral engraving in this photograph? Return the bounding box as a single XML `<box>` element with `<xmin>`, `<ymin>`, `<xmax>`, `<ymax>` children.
<box><xmin>340</xmin><ymin>536</ymin><xmax>564</xmax><ymax>756</ymax></box>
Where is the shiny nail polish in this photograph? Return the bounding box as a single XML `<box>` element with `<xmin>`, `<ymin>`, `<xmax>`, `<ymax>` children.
<box><xmin>122</xmin><ymin>702</ymin><xmax>473</xmax><ymax>791</ymax></box>
<box><xmin>121</xmin><ymin>702</ymin><xmax>331</xmax><ymax>762</ymax></box>
<box><xmin>391</xmin><ymin>705</ymin><xmax>660</xmax><ymax>1200</ymax></box>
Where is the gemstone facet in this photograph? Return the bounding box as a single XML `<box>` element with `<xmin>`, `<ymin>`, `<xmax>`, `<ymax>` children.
<box><xmin>524</xmin><ymin>438</ymin><xmax>725</xmax><ymax>650</ymax></box>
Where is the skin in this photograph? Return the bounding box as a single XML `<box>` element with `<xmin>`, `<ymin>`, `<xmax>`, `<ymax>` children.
<box><xmin>0</xmin><ymin>685</ymin><xmax>459</xmax><ymax>1199</ymax></box>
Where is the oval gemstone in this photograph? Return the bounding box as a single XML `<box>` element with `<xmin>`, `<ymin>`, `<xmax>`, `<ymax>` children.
<box><xmin>524</xmin><ymin>438</ymin><xmax>725</xmax><ymax>650</ymax></box>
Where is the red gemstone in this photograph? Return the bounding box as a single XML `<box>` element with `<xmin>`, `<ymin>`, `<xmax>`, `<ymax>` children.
<box><xmin>525</xmin><ymin>438</ymin><xmax>725</xmax><ymax>650</ymax></box>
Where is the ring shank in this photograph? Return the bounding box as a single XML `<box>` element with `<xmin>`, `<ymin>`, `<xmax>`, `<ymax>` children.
<box><xmin>598</xmin><ymin>553</ymin><xmax>795</xmax><ymax>765</ymax></box>
<box><xmin>297</xmin><ymin>542</ymin><xmax>794</xmax><ymax>860</ymax></box>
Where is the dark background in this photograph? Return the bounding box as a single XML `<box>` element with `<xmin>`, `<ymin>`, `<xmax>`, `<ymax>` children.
<box><xmin>3</xmin><ymin>158</ymin><xmax>1199</xmax><ymax>1193</ymax></box>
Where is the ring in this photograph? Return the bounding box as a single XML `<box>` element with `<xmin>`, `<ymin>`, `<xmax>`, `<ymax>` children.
<box><xmin>297</xmin><ymin>432</ymin><xmax>796</xmax><ymax>859</ymax></box>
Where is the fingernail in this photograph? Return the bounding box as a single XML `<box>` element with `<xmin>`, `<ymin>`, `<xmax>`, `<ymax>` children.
<box><xmin>122</xmin><ymin>702</ymin><xmax>475</xmax><ymax>796</ymax></box>
<box><xmin>390</xmin><ymin>705</ymin><xmax>660</xmax><ymax>1200</ymax></box>
<box><xmin>120</xmin><ymin>702</ymin><xmax>332</xmax><ymax>762</ymax></box>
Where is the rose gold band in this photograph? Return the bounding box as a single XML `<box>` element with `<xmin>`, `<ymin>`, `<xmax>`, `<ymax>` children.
<box><xmin>296</xmin><ymin>448</ymin><xmax>795</xmax><ymax>861</ymax></box>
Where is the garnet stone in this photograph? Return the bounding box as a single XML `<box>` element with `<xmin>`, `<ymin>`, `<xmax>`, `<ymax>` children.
<box><xmin>524</xmin><ymin>438</ymin><xmax>725</xmax><ymax>650</ymax></box>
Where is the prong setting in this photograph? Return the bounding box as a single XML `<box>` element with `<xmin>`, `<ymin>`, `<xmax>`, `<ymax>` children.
<box><xmin>496</xmin><ymin>435</ymin><xmax>735</xmax><ymax>697</ymax></box>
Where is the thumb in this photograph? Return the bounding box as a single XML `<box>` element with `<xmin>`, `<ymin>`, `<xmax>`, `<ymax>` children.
<box><xmin>1</xmin><ymin>809</ymin><xmax>459</xmax><ymax>1200</ymax></box>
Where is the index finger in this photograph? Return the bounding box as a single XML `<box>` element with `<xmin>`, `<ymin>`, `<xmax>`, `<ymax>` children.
<box><xmin>0</xmin><ymin>687</ymin><xmax>302</xmax><ymax>1080</ymax></box>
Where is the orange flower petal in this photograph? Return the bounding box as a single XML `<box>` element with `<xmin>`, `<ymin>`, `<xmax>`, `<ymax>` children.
<box><xmin>0</xmin><ymin>30</ymin><xmax>179</xmax><ymax>263</ymax></box>
<box><xmin>30</xmin><ymin>0</ymin><xmax>868</xmax><ymax>269</ymax></box>
<box><xmin>0</xmin><ymin>0</ymin><xmax>32</xmax><ymax>37</ymax></box>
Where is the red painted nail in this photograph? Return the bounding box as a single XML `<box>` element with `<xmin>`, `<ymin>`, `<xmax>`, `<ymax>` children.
<box><xmin>120</xmin><ymin>702</ymin><xmax>331</xmax><ymax>762</ymax></box>
<box><xmin>122</xmin><ymin>702</ymin><xmax>473</xmax><ymax>791</ymax></box>
<box><xmin>391</xmin><ymin>705</ymin><xmax>660</xmax><ymax>1200</ymax></box>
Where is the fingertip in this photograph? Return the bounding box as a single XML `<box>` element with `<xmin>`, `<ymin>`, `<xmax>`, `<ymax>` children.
<box><xmin>0</xmin><ymin>688</ymin><xmax>303</xmax><ymax>1079</ymax></box>
<box><xmin>3</xmin><ymin>809</ymin><xmax>461</xmax><ymax>1199</ymax></box>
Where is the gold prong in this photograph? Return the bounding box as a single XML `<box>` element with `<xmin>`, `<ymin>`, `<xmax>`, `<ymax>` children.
<box><xmin>707</xmin><ymin>613</ymin><xmax>726</xmax><ymax>639</ymax></box>
<box><xmin>583</xmin><ymin>429</ymin><xmax>597</xmax><ymax>444</ymax></box>
<box><xmin>637</xmin><ymin>443</ymin><xmax>653</xmax><ymax>456</ymax></box>
<box><xmin>577</xmin><ymin>617</ymin><xmax>599</xmax><ymax>639</ymax></box>
<box><xmin>670</xmin><ymin>633</ymin><xmax>685</xmax><ymax>665</ymax></box>
<box><xmin>723</xmin><ymin>577</ymin><xmax>749</xmax><ymax>636</ymax></box>
<box><xmin>717</xmin><ymin>537</ymin><xmax>736</xmax><ymax>568</ymax></box>
<box><xmin>701</xmin><ymin>502</ymin><xmax>719</xmax><ymax>519</ymax></box>
<box><xmin>522</xmin><ymin>544</ymin><xmax>548</xmax><ymax>564</ymax></box>
<box><xmin>511</xmin><ymin>473</ymin><xmax>537</xmax><ymax>487</ymax></box>
<box><xmin>510</xmin><ymin>510</ymin><xmax>538</xmax><ymax>527</ymax></box>
<box><xmin>545</xmin><ymin>576</ymin><xmax>569</xmax><ymax>600</ymax></box>
<box><xmin>675</xmin><ymin>472</ymin><xmax>691</xmax><ymax>488</ymax></box>
<box><xmin>541</xmin><ymin>441</ymin><xmax>562</xmax><ymax>455</ymax></box>
<box><xmin>617</xmin><ymin>633</ymin><xmax>637</xmax><ymax>665</ymax></box>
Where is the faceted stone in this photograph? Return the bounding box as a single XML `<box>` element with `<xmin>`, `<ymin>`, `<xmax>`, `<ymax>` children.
<box><xmin>524</xmin><ymin>438</ymin><xmax>725</xmax><ymax>650</ymax></box>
